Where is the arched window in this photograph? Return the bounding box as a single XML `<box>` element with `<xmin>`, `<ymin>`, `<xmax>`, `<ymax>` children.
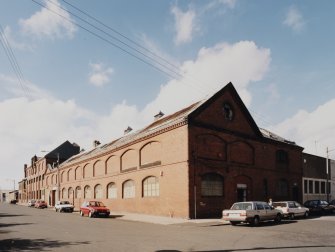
<box><xmin>94</xmin><ymin>184</ymin><xmax>103</xmax><ymax>199</ymax></box>
<box><xmin>75</xmin><ymin>186</ymin><xmax>81</xmax><ymax>199</ymax></box>
<box><xmin>201</xmin><ymin>173</ymin><xmax>224</xmax><ymax>196</ymax></box>
<box><xmin>61</xmin><ymin>171</ymin><xmax>65</xmax><ymax>183</ymax></box>
<box><xmin>75</xmin><ymin>166</ymin><xmax>81</xmax><ymax>180</ymax></box>
<box><xmin>143</xmin><ymin>176</ymin><xmax>159</xmax><ymax>197</ymax></box>
<box><xmin>62</xmin><ymin>188</ymin><xmax>67</xmax><ymax>199</ymax></box>
<box><xmin>84</xmin><ymin>185</ymin><xmax>91</xmax><ymax>199</ymax></box>
<box><xmin>123</xmin><ymin>180</ymin><xmax>135</xmax><ymax>198</ymax></box>
<box><xmin>107</xmin><ymin>183</ymin><xmax>117</xmax><ymax>199</ymax></box>
<box><xmin>68</xmin><ymin>187</ymin><xmax>74</xmax><ymax>200</ymax></box>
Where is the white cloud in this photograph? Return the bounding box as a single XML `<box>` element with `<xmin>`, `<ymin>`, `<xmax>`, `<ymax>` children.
<box><xmin>1</xmin><ymin>26</ymin><xmax>32</xmax><ymax>51</ymax></box>
<box><xmin>0</xmin><ymin>40</ymin><xmax>271</xmax><ymax>189</ymax></box>
<box><xmin>171</xmin><ymin>5</ymin><xmax>197</xmax><ymax>45</ymax></box>
<box><xmin>19</xmin><ymin>0</ymin><xmax>77</xmax><ymax>39</ymax></box>
<box><xmin>270</xmin><ymin>99</ymin><xmax>335</xmax><ymax>157</ymax></box>
<box><xmin>88</xmin><ymin>63</ymin><xmax>114</xmax><ymax>87</ymax></box>
<box><xmin>283</xmin><ymin>6</ymin><xmax>305</xmax><ymax>32</ymax></box>
<box><xmin>0</xmin><ymin>73</ymin><xmax>52</xmax><ymax>100</ymax></box>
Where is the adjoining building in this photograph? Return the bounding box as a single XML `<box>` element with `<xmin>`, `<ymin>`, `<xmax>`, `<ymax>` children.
<box><xmin>20</xmin><ymin>141</ymin><xmax>80</xmax><ymax>206</ymax></box>
<box><xmin>20</xmin><ymin>82</ymin><xmax>304</xmax><ymax>218</ymax></box>
<box><xmin>302</xmin><ymin>153</ymin><xmax>334</xmax><ymax>203</ymax></box>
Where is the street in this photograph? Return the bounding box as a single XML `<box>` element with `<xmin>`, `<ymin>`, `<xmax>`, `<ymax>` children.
<box><xmin>1</xmin><ymin>203</ymin><xmax>335</xmax><ymax>252</ymax></box>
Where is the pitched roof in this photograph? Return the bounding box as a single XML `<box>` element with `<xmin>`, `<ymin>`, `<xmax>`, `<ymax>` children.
<box><xmin>61</xmin><ymin>83</ymin><xmax>298</xmax><ymax>167</ymax></box>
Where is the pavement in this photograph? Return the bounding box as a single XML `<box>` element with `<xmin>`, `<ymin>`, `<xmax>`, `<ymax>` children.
<box><xmin>17</xmin><ymin>202</ymin><xmax>225</xmax><ymax>225</ymax></box>
<box><xmin>108</xmin><ymin>211</ymin><xmax>225</xmax><ymax>225</ymax></box>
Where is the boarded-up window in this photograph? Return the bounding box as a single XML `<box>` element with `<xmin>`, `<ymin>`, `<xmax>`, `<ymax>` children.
<box><xmin>94</xmin><ymin>184</ymin><xmax>103</xmax><ymax>199</ymax></box>
<box><xmin>196</xmin><ymin>134</ymin><xmax>226</xmax><ymax>160</ymax></box>
<box><xmin>93</xmin><ymin>160</ymin><xmax>105</xmax><ymax>177</ymax></box>
<box><xmin>83</xmin><ymin>164</ymin><xmax>93</xmax><ymax>178</ymax></box>
<box><xmin>107</xmin><ymin>183</ymin><xmax>117</xmax><ymax>199</ymax></box>
<box><xmin>75</xmin><ymin>166</ymin><xmax>81</xmax><ymax>180</ymax></box>
<box><xmin>75</xmin><ymin>186</ymin><xmax>81</xmax><ymax>199</ymax></box>
<box><xmin>140</xmin><ymin>142</ymin><xmax>162</xmax><ymax>168</ymax></box>
<box><xmin>229</xmin><ymin>141</ymin><xmax>254</xmax><ymax>165</ymax></box>
<box><xmin>121</xmin><ymin>150</ymin><xmax>137</xmax><ymax>171</ymax></box>
<box><xmin>106</xmin><ymin>156</ymin><xmax>120</xmax><ymax>174</ymax></box>
<box><xmin>84</xmin><ymin>185</ymin><xmax>91</xmax><ymax>199</ymax></box>
<box><xmin>123</xmin><ymin>180</ymin><xmax>135</xmax><ymax>198</ymax></box>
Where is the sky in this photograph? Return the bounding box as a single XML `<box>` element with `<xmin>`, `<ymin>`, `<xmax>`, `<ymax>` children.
<box><xmin>1</xmin><ymin>0</ymin><xmax>335</xmax><ymax>190</ymax></box>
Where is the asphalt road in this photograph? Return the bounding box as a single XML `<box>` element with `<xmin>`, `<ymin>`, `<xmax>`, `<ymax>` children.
<box><xmin>1</xmin><ymin>203</ymin><xmax>335</xmax><ymax>252</ymax></box>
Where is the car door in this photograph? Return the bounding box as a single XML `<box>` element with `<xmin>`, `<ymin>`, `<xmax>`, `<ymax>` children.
<box><xmin>255</xmin><ymin>203</ymin><xmax>267</xmax><ymax>220</ymax></box>
<box><xmin>264</xmin><ymin>203</ymin><xmax>276</xmax><ymax>220</ymax></box>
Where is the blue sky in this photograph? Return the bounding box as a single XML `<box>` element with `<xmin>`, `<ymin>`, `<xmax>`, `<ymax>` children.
<box><xmin>1</xmin><ymin>0</ymin><xmax>335</xmax><ymax>190</ymax></box>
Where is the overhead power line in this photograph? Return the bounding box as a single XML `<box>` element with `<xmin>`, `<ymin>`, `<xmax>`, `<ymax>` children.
<box><xmin>31</xmin><ymin>0</ymin><xmax>209</xmax><ymax>96</ymax></box>
<box><xmin>0</xmin><ymin>24</ymin><xmax>32</xmax><ymax>99</ymax></box>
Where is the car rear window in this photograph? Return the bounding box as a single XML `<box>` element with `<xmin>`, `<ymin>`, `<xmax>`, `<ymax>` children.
<box><xmin>231</xmin><ymin>203</ymin><xmax>252</xmax><ymax>210</ymax></box>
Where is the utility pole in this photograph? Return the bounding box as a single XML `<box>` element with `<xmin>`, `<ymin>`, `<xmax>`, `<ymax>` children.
<box><xmin>326</xmin><ymin>147</ymin><xmax>335</xmax><ymax>202</ymax></box>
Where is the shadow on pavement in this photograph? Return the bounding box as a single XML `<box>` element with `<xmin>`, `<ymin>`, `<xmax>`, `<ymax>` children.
<box><xmin>0</xmin><ymin>223</ymin><xmax>34</xmax><ymax>228</ymax></box>
<box><xmin>0</xmin><ymin>238</ymin><xmax>90</xmax><ymax>252</ymax></box>
<box><xmin>0</xmin><ymin>213</ymin><xmax>28</xmax><ymax>218</ymax></box>
<box><xmin>156</xmin><ymin>245</ymin><xmax>335</xmax><ymax>252</ymax></box>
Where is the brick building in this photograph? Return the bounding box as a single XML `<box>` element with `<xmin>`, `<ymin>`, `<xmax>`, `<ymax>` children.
<box><xmin>20</xmin><ymin>83</ymin><xmax>304</xmax><ymax>218</ymax></box>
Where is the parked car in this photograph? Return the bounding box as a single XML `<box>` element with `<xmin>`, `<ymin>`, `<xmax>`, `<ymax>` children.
<box><xmin>28</xmin><ymin>200</ymin><xmax>36</xmax><ymax>207</ymax></box>
<box><xmin>222</xmin><ymin>201</ymin><xmax>282</xmax><ymax>226</ymax></box>
<box><xmin>272</xmin><ymin>201</ymin><xmax>309</xmax><ymax>219</ymax></box>
<box><xmin>55</xmin><ymin>201</ymin><xmax>74</xmax><ymax>213</ymax></box>
<box><xmin>303</xmin><ymin>200</ymin><xmax>335</xmax><ymax>215</ymax></box>
<box><xmin>34</xmin><ymin>200</ymin><xmax>48</xmax><ymax>209</ymax></box>
<box><xmin>10</xmin><ymin>199</ymin><xmax>17</xmax><ymax>204</ymax></box>
<box><xmin>80</xmin><ymin>201</ymin><xmax>110</xmax><ymax>218</ymax></box>
<box><xmin>329</xmin><ymin>200</ymin><xmax>335</xmax><ymax>206</ymax></box>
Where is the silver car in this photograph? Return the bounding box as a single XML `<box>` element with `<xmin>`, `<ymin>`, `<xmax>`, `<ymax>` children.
<box><xmin>222</xmin><ymin>201</ymin><xmax>282</xmax><ymax>226</ymax></box>
<box><xmin>273</xmin><ymin>201</ymin><xmax>309</xmax><ymax>219</ymax></box>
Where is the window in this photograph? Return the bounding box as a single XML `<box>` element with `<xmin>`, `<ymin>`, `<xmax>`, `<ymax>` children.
<box><xmin>123</xmin><ymin>180</ymin><xmax>135</xmax><ymax>199</ymax></box>
<box><xmin>94</xmin><ymin>184</ymin><xmax>103</xmax><ymax>199</ymax></box>
<box><xmin>62</xmin><ymin>188</ymin><xmax>67</xmax><ymax>199</ymax></box>
<box><xmin>308</xmin><ymin>180</ymin><xmax>313</xmax><ymax>194</ymax></box>
<box><xmin>276</xmin><ymin>150</ymin><xmax>289</xmax><ymax>164</ymax></box>
<box><xmin>201</xmin><ymin>173</ymin><xmax>224</xmax><ymax>196</ymax></box>
<box><xmin>315</xmin><ymin>181</ymin><xmax>320</xmax><ymax>194</ymax></box>
<box><xmin>75</xmin><ymin>186</ymin><xmax>81</xmax><ymax>199</ymax></box>
<box><xmin>84</xmin><ymin>185</ymin><xmax>91</xmax><ymax>199</ymax></box>
<box><xmin>107</xmin><ymin>183</ymin><xmax>117</xmax><ymax>199</ymax></box>
<box><xmin>143</xmin><ymin>176</ymin><xmax>159</xmax><ymax>197</ymax></box>
<box><xmin>276</xmin><ymin>179</ymin><xmax>288</xmax><ymax>197</ymax></box>
<box><xmin>222</xmin><ymin>103</ymin><xmax>233</xmax><ymax>120</ymax></box>
<box><xmin>304</xmin><ymin>180</ymin><xmax>308</xmax><ymax>194</ymax></box>
<box><xmin>68</xmin><ymin>187</ymin><xmax>73</xmax><ymax>199</ymax></box>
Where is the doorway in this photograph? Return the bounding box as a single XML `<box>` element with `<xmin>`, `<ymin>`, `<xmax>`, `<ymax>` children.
<box><xmin>237</xmin><ymin>184</ymin><xmax>247</xmax><ymax>202</ymax></box>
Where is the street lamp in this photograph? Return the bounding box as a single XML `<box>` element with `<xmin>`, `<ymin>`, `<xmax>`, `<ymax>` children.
<box><xmin>326</xmin><ymin>147</ymin><xmax>335</xmax><ymax>202</ymax></box>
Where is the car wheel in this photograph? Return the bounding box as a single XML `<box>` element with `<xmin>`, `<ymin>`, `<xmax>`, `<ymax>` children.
<box><xmin>304</xmin><ymin>211</ymin><xmax>309</xmax><ymax>218</ymax></box>
<box><xmin>251</xmin><ymin>216</ymin><xmax>260</xmax><ymax>226</ymax></box>
<box><xmin>274</xmin><ymin>214</ymin><xmax>282</xmax><ymax>224</ymax></box>
<box><xmin>289</xmin><ymin>213</ymin><xmax>295</xmax><ymax>220</ymax></box>
<box><xmin>55</xmin><ymin>208</ymin><xmax>58</xmax><ymax>212</ymax></box>
<box><xmin>80</xmin><ymin>211</ymin><xmax>84</xmax><ymax>217</ymax></box>
<box><xmin>88</xmin><ymin>212</ymin><xmax>93</xmax><ymax>218</ymax></box>
<box><xmin>230</xmin><ymin>221</ymin><xmax>240</xmax><ymax>226</ymax></box>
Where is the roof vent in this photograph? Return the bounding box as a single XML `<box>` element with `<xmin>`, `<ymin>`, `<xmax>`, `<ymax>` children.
<box><xmin>93</xmin><ymin>140</ymin><xmax>101</xmax><ymax>148</ymax></box>
<box><xmin>154</xmin><ymin>111</ymin><xmax>164</xmax><ymax>121</ymax></box>
<box><xmin>124</xmin><ymin>126</ymin><xmax>133</xmax><ymax>135</ymax></box>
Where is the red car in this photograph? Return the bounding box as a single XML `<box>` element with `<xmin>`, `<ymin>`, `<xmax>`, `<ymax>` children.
<box><xmin>34</xmin><ymin>200</ymin><xmax>48</xmax><ymax>209</ymax></box>
<box><xmin>80</xmin><ymin>201</ymin><xmax>110</xmax><ymax>218</ymax></box>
